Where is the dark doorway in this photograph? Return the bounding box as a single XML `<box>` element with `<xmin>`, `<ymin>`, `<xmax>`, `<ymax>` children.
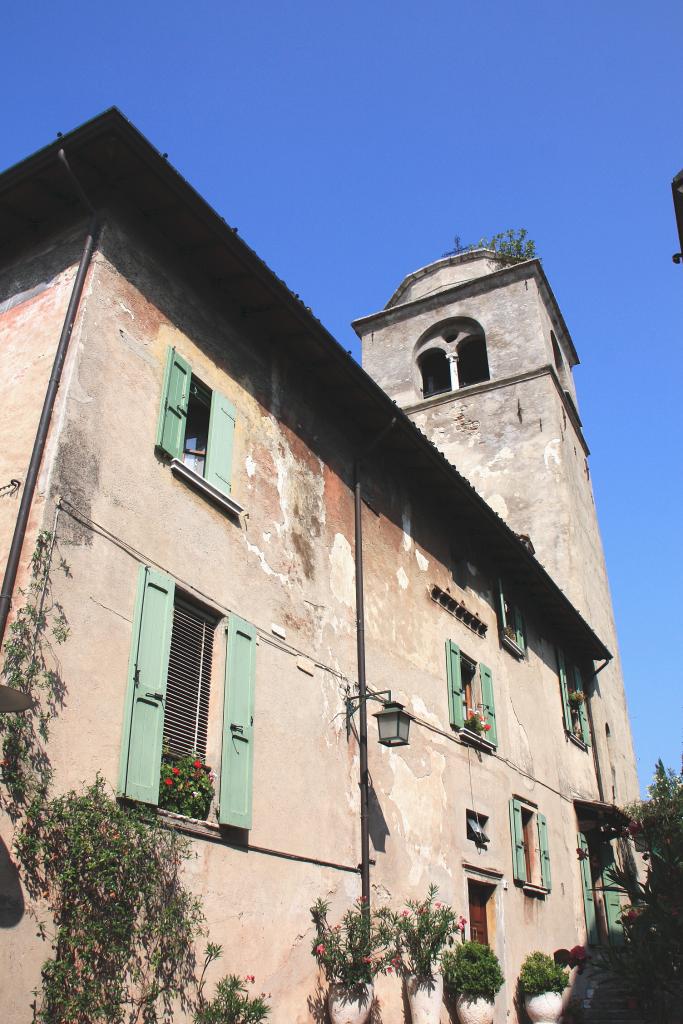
<box><xmin>468</xmin><ymin>880</ymin><xmax>494</xmax><ymax>945</ymax></box>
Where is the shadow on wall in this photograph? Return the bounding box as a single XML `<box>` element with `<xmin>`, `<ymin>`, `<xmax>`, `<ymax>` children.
<box><xmin>368</xmin><ymin>784</ymin><xmax>390</xmax><ymax>854</ymax></box>
<box><xmin>0</xmin><ymin>834</ymin><xmax>24</xmax><ymax>927</ymax></box>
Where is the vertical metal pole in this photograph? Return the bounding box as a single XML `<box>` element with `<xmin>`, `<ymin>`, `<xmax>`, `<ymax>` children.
<box><xmin>354</xmin><ymin>469</ymin><xmax>371</xmax><ymax>908</ymax></box>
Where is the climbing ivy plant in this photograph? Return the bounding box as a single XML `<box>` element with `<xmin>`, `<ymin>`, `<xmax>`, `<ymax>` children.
<box><xmin>15</xmin><ymin>776</ymin><xmax>205</xmax><ymax>1024</ymax></box>
<box><xmin>445</xmin><ymin>228</ymin><xmax>536</xmax><ymax>263</ymax></box>
<box><xmin>0</xmin><ymin>530</ymin><xmax>69</xmax><ymax>820</ymax></box>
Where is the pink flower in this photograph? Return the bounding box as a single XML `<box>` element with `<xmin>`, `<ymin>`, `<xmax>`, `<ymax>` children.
<box><xmin>402</xmin><ymin>910</ymin><xmax>410</xmax><ymax>917</ymax></box>
<box><xmin>391</xmin><ymin>957</ymin><xmax>401</xmax><ymax>966</ymax></box>
<box><xmin>245</xmin><ymin>975</ymin><xmax>255</xmax><ymax>983</ymax></box>
<box><xmin>387</xmin><ymin>967</ymin><xmax>393</xmax><ymax>974</ymax></box>
<box><xmin>435</xmin><ymin>902</ymin><xmax>442</xmax><ymax>909</ymax></box>
<box><xmin>458</xmin><ymin>916</ymin><xmax>467</xmax><ymax>931</ymax></box>
<box><xmin>315</xmin><ymin>943</ymin><xmax>325</xmax><ymax>955</ymax></box>
<box><xmin>362</xmin><ymin>956</ymin><xmax>372</xmax><ymax>964</ymax></box>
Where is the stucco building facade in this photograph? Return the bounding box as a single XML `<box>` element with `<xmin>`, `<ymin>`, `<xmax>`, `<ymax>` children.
<box><xmin>0</xmin><ymin>111</ymin><xmax>638</xmax><ymax>1023</ymax></box>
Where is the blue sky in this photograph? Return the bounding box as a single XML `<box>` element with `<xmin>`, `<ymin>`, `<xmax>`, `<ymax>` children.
<box><xmin>2</xmin><ymin>2</ymin><xmax>681</xmax><ymax>792</ymax></box>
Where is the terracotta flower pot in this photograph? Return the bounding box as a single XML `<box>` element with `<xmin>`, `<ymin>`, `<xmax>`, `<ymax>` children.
<box><xmin>455</xmin><ymin>993</ymin><xmax>495</xmax><ymax>1024</ymax></box>
<box><xmin>524</xmin><ymin>991</ymin><xmax>563</xmax><ymax>1023</ymax></box>
<box><xmin>328</xmin><ymin>982</ymin><xmax>374</xmax><ymax>1024</ymax></box>
<box><xmin>406</xmin><ymin>973</ymin><xmax>444</xmax><ymax>1024</ymax></box>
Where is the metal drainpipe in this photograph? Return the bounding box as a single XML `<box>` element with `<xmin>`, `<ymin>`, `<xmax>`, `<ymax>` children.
<box><xmin>0</xmin><ymin>151</ymin><xmax>99</xmax><ymax>648</ymax></box>
<box><xmin>353</xmin><ymin>417</ymin><xmax>396</xmax><ymax>911</ymax></box>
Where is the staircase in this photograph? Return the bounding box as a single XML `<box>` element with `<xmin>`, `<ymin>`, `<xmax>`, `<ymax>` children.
<box><xmin>576</xmin><ymin>975</ymin><xmax>646</xmax><ymax>1024</ymax></box>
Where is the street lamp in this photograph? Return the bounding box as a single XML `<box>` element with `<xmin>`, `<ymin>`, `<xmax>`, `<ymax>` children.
<box><xmin>346</xmin><ymin>690</ymin><xmax>412</xmax><ymax>747</ymax></box>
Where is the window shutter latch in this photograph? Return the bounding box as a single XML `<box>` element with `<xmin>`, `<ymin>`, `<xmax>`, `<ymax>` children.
<box><xmin>145</xmin><ymin>691</ymin><xmax>164</xmax><ymax>701</ymax></box>
<box><xmin>230</xmin><ymin>722</ymin><xmax>244</xmax><ymax>734</ymax></box>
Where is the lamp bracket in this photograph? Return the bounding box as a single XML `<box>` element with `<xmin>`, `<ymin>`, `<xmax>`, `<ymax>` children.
<box><xmin>346</xmin><ymin>689</ymin><xmax>393</xmax><ymax>739</ymax></box>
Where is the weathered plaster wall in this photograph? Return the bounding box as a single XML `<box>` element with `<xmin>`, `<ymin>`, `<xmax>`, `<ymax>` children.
<box><xmin>0</xmin><ymin>223</ymin><xmax>628</xmax><ymax>1023</ymax></box>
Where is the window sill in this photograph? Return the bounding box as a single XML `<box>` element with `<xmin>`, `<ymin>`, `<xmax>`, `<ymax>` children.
<box><xmin>458</xmin><ymin>728</ymin><xmax>496</xmax><ymax>754</ymax></box>
<box><xmin>521</xmin><ymin>882</ymin><xmax>549</xmax><ymax>898</ymax></box>
<box><xmin>502</xmin><ymin>633</ymin><xmax>525</xmax><ymax>659</ymax></box>
<box><xmin>567</xmin><ymin>732</ymin><xmax>588</xmax><ymax>752</ymax></box>
<box><xmin>170</xmin><ymin>459</ymin><xmax>245</xmax><ymax>517</ymax></box>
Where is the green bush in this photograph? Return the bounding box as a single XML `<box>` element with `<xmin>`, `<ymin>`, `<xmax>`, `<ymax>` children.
<box><xmin>442</xmin><ymin>941</ymin><xmax>504</xmax><ymax>1001</ymax></box>
<box><xmin>518</xmin><ymin>952</ymin><xmax>568</xmax><ymax>997</ymax></box>
<box><xmin>194</xmin><ymin>974</ymin><xmax>270</xmax><ymax>1024</ymax></box>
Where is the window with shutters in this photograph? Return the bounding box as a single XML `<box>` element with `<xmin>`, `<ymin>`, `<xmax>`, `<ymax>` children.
<box><xmin>119</xmin><ymin>566</ymin><xmax>258</xmax><ymax>830</ymax></box>
<box><xmin>509</xmin><ymin>797</ymin><xmax>551</xmax><ymax>895</ymax></box>
<box><xmin>557</xmin><ymin>649</ymin><xmax>591</xmax><ymax>749</ymax></box>
<box><xmin>155</xmin><ymin>346</ymin><xmax>243</xmax><ymax>516</ymax></box>
<box><xmin>497</xmin><ymin>579</ymin><xmax>525</xmax><ymax>658</ymax></box>
<box><xmin>163</xmin><ymin>598</ymin><xmax>215</xmax><ymax>762</ymax></box>
<box><xmin>445</xmin><ymin>640</ymin><xmax>498</xmax><ymax>749</ymax></box>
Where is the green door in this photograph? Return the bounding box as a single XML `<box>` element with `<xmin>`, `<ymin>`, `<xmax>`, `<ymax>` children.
<box><xmin>578</xmin><ymin>832</ymin><xmax>600</xmax><ymax>945</ymax></box>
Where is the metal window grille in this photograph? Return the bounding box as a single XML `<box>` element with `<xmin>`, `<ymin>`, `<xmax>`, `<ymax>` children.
<box><xmin>163</xmin><ymin>599</ymin><xmax>214</xmax><ymax>760</ymax></box>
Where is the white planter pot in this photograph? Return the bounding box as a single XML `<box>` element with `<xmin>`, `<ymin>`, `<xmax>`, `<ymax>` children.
<box><xmin>406</xmin><ymin>973</ymin><xmax>444</xmax><ymax>1024</ymax></box>
<box><xmin>524</xmin><ymin>991</ymin><xmax>563</xmax><ymax>1023</ymax></box>
<box><xmin>328</xmin><ymin>982</ymin><xmax>374</xmax><ymax>1024</ymax></box>
<box><xmin>455</xmin><ymin>993</ymin><xmax>495</xmax><ymax>1024</ymax></box>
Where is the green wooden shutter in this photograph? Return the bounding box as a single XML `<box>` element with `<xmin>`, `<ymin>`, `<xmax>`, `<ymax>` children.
<box><xmin>513</xmin><ymin>605</ymin><xmax>525</xmax><ymax>650</ymax></box>
<box><xmin>574</xmin><ymin>667</ymin><xmax>591</xmax><ymax>747</ymax></box>
<box><xmin>205</xmin><ymin>390</ymin><xmax>236</xmax><ymax>495</ymax></box>
<box><xmin>445</xmin><ymin>640</ymin><xmax>464</xmax><ymax>729</ymax></box>
<box><xmin>509</xmin><ymin>798</ymin><xmax>527</xmax><ymax>883</ymax></box>
<box><xmin>219</xmin><ymin>615</ymin><xmax>257</xmax><ymax>828</ymax></box>
<box><xmin>156</xmin><ymin>347</ymin><xmax>191</xmax><ymax>459</ymax></box>
<box><xmin>578</xmin><ymin>832</ymin><xmax>599</xmax><ymax>945</ymax></box>
<box><xmin>537</xmin><ymin>813</ymin><xmax>552</xmax><ymax>891</ymax></box>
<box><xmin>118</xmin><ymin>566</ymin><xmax>175</xmax><ymax>804</ymax></box>
<box><xmin>497</xmin><ymin>578</ymin><xmax>507</xmax><ymax>630</ymax></box>
<box><xmin>479</xmin><ymin>663</ymin><xmax>498</xmax><ymax>747</ymax></box>
<box><xmin>600</xmin><ymin>842</ymin><xmax>625</xmax><ymax>946</ymax></box>
<box><xmin>557</xmin><ymin>648</ymin><xmax>572</xmax><ymax>732</ymax></box>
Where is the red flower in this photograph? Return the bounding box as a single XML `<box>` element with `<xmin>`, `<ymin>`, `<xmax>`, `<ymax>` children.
<box><xmin>245</xmin><ymin>974</ymin><xmax>255</xmax><ymax>983</ymax></box>
<box><xmin>194</xmin><ymin>760</ymin><xmax>202</xmax><ymax>769</ymax></box>
<box><xmin>172</xmin><ymin>766</ymin><xmax>180</xmax><ymax>775</ymax></box>
<box><xmin>164</xmin><ymin>778</ymin><xmax>173</xmax><ymax>786</ymax></box>
<box><xmin>315</xmin><ymin>943</ymin><xmax>325</xmax><ymax>955</ymax></box>
<box><xmin>484</xmin><ymin>724</ymin><xmax>492</xmax><ymax>732</ymax></box>
<box><xmin>362</xmin><ymin>956</ymin><xmax>372</xmax><ymax>964</ymax></box>
<box><xmin>391</xmin><ymin>957</ymin><xmax>401</xmax><ymax>966</ymax></box>
<box><xmin>387</xmin><ymin>967</ymin><xmax>393</xmax><ymax>974</ymax></box>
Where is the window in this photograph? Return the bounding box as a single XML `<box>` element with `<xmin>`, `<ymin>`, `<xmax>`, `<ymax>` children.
<box><xmin>445</xmin><ymin>640</ymin><xmax>498</xmax><ymax>747</ymax></box>
<box><xmin>419</xmin><ymin>349</ymin><xmax>451</xmax><ymax>398</ymax></box>
<box><xmin>467</xmin><ymin>810</ymin><xmax>490</xmax><ymax>849</ymax></box>
<box><xmin>557</xmin><ymin>649</ymin><xmax>591</xmax><ymax>747</ymax></box>
<box><xmin>118</xmin><ymin>565</ymin><xmax>257</xmax><ymax>829</ymax></box>
<box><xmin>509</xmin><ymin>798</ymin><xmax>551</xmax><ymax>893</ymax></box>
<box><xmin>497</xmin><ymin>579</ymin><xmax>525</xmax><ymax>657</ymax></box>
<box><xmin>156</xmin><ymin>346</ymin><xmax>238</xmax><ymax>503</ymax></box>
<box><xmin>457</xmin><ymin>335</ymin><xmax>490</xmax><ymax>388</ymax></box>
<box><xmin>450</xmin><ymin>546</ymin><xmax>468</xmax><ymax>590</ymax></box>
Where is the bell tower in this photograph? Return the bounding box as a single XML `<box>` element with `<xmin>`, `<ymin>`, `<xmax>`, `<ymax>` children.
<box><xmin>353</xmin><ymin>249</ymin><xmax>639</xmax><ymax>802</ymax></box>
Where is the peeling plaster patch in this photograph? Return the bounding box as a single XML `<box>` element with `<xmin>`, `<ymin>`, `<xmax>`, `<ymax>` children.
<box><xmin>329</xmin><ymin>533</ymin><xmax>355</xmax><ymax>608</ymax></box>
<box><xmin>471</xmin><ymin>445</ymin><xmax>515</xmax><ymax>482</ymax></box>
<box><xmin>245</xmin><ymin>541</ymin><xmax>288</xmax><ymax>585</ymax></box>
<box><xmin>119</xmin><ymin>301</ymin><xmax>135</xmax><ymax>319</ymax></box>
<box><xmin>415</xmin><ymin>550</ymin><xmax>429</xmax><ymax>572</ymax></box>
<box><xmin>262</xmin><ymin>531</ymin><xmax>271</xmax><ymax>543</ymax></box>
<box><xmin>487</xmin><ymin>494</ymin><xmax>509</xmax><ymax>520</ymax></box>
<box><xmin>544</xmin><ymin>438</ymin><xmax>561</xmax><ymax>469</ymax></box>
<box><xmin>245</xmin><ymin>454</ymin><xmax>256</xmax><ymax>477</ymax></box>
<box><xmin>410</xmin><ymin>697</ymin><xmax>446</xmax><ymax>741</ymax></box>
<box><xmin>396</xmin><ymin>567</ymin><xmax>409</xmax><ymax>590</ymax></box>
<box><xmin>390</xmin><ymin>751</ymin><xmax>448</xmax><ymax>885</ymax></box>
<box><xmin>401</xmin><ymin>510</ymin><xmax>412</xmax><ymax>552</ymax></box>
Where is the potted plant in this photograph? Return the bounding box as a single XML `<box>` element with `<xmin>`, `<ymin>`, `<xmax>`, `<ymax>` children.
<box><xmin>310</xmin><ymin>897</ymin><xmax>390</xmax><ymax>1024</ymax></box>
<box><xmin>390</xmin><ymin>885</ymin><xmax>459</xmax><ymax>1024</ymax></box>
<box><xmin>442</xmin><ymin>941</ymin><xmax>504</xmax><ymax>1024</ymax></box>
<box><xmin>567</xmin><ymin>690</ymin><xmax>585</xmax><ymax>708</ymax></box>
<box><xmin>158</xmin><ymin>749</ymin><xmax>216</xmax><ymax>820</ymax></box>
<box><xmin>518</xmin><ymin>952</ymin><xmax>568</xmax><ymax>1024</ymax></box>
<box><xmin>464</xmin><ymin>713</ymin><xmax>492</xmax><ymax>738</ymax></box>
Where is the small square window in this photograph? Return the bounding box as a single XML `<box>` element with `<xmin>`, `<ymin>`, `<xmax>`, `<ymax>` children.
<box><xmin>467</xmin><ymin>810</ymin><xmax>490</xmax><ymax>848</ymax></box>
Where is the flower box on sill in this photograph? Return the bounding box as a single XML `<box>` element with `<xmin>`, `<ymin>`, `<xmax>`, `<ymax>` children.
<box><xmin>459</xmin><ymin>728</ymin><xmax>495</xmax><ymax>753</ymax></box>
<box><xmin>502</xmin><ymin>632</ymin><xmax>525</xmax><ymax>659</ymax></box>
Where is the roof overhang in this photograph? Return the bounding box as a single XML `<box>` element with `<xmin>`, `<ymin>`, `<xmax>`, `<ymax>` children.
<box><xmin>672</xmin><ymin>169</ymin><xmax>683</xmax><ymax>261</ymax></box>
<box><xmin>0</xmin><ymin>109</ymin><xmax>610</xmax><ymax>663</ymax></box>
